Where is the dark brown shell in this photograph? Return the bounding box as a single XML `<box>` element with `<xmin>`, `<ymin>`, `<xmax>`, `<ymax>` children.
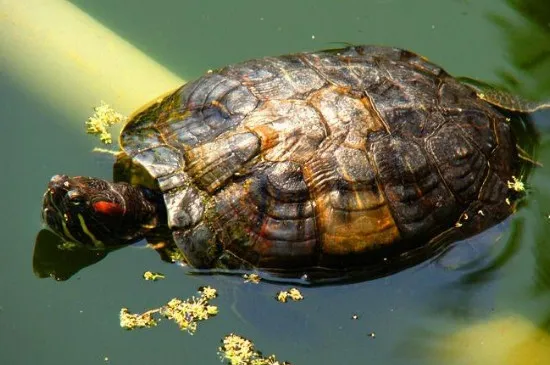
<box><xmin>120</xmin><ymin>45</ymin><xmax>519</xmax><ymax>275</ymax></box>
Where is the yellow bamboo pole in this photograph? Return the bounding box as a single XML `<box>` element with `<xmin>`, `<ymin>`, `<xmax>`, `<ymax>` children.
<box><xmin>0</xmin><ymin>0</ymin><xmax>184</xmax><ymax>125</ymax></box>
<box><xmin>437</xmin><ymin>314</ymin><xmax>550</xmax><ymax>365</ymax></box>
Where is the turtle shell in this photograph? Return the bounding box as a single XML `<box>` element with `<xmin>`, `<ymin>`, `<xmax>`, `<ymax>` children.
<box><xmin>119</xmin><ymin>45</ymin><xmax>519</xmax><ymax>275</ymax></box>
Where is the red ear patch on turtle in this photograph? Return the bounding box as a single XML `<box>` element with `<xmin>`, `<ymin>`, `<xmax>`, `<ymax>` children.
<box><xmin>92</xmin><ymin>201</ymin><xmax>125</xmax><ymax>216</ymax></box>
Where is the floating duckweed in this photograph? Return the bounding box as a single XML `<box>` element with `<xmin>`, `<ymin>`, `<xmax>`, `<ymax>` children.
<box><xmin>143</xmin><ymin>271</ymin><xmax>165</xmax><ymax>281</ymax></box>
<box><xmin>507</xmin><ymin>176</ymin><xmax>525</xmax><ymax>192</ymax></box>
<box><xmin>119</xmin><ymin>308</ymin><xmax>158</xmax><ymax>330</ymax></box>
<box><xmin>276</xmin><ymin>291</ymin><xmax>289</xmax><ymax>303</ymax></box>
<box><xmin>160</xmin><ymin>287</ymin><xmax>218</xmax><ymax>334</ymax></box>
<box><xmin>243</xmin><ymin>273</ymin><xmax>261</xmax><ymax>284</ymax></box>
<box><xmin>119</xmin><ymin>287</ymin><xmax>218</xmax><ymax>334</ymax></box>
<box><xmin>287</xmin><ymin>288</ymin><xmax>303</xmax><ymax>301</ymax></box>
<box><xmin>86</xmin><ymin>101</ymin><xmax>126</xmax><ymax>144</ymax></box>
<box><xmin>276</xmin><ymin>288</ymin><xmax>303</xmax><ymax>303</ymax></box>
<box><xmin>219</xmin><ymin>333</ymin><xmax>290</xmax><ymax>365</ymax></box>
<box><xmin>199</xmin><ymin>286</ymin><xmax>218</xmax><ymax>300</ymax></box>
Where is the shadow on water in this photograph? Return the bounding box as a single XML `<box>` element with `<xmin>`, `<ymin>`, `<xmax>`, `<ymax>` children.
<box><xmin>33</xmin><ymin>229</ymin><xmax>112</xmax><ymax>281</ymax></box>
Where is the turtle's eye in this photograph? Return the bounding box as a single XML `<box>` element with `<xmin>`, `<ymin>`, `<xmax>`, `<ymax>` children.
<box><xmin>67</xmin><ymin>190</ymin><xmax>83</xmax><ymax>204</ymax></box>
<box><xmin>92</xmin><ymin>201</ymin><xmax>125</xmax><ymax>216</ymax></box>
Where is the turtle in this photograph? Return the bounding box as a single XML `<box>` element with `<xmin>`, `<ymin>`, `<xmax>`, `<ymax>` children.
<box><xmin>41</xmin><ymin>45</ymin><xmax>546</xmax><ymax>282</ymax></box>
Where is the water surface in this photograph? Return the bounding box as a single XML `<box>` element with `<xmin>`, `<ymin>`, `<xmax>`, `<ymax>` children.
<box><xmin>1</xmin><ymin>0</ymin><xmax>549</xmax><ymax>364</ymax></box>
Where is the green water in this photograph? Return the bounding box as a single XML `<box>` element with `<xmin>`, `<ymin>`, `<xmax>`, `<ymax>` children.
<box><xmin>1</xmin><ymin>0</ymin><xmax>550</xmax><ymax>364</ymax></box>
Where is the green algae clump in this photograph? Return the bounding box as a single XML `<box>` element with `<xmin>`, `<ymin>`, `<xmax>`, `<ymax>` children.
<box><xmin>119</xmin><ymin>286</ymin><xmax>218</xmax><ymax>334</ymax></box>
<box><xmin>507</xmin><ymin>176</ymin><xmax>526</xmax><ymax>192</ymax></box>
<box><xmin>86</xmin><ymin>101</ymin><xmax>126</xmax><ymax>144</ymax></box>
<box><xmin>276</xmin><ymin>288</ymin><xmax>304</xmax><ymax>303</ymax></box>
<box><xmin>160</xmin><ymin>286</ymin><xmax>219</xmax><ymax>334</ymax></box>
<box><xmin>119</xmin><ymin>308</ymin><xmax>158</xmax><ymax>330</ymax></box>
<box><xmin>219</xmin><ymin>333</ymin><xmax>291</xmax><ymax>365</ymax></box>
<box><xmin>142</xmin><ymin>271</ymin><xmax>165</xmax><ymax>281</ymax></box>
<box><xmin>243</xmin><ymin>273</ymin><xmax>261</xmax><ymax>284</ymax></box>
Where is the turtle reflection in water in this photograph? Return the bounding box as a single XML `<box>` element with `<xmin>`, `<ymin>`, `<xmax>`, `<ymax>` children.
<box><xmin>39</xmin><ymin>45</ymin><xmax>546</xmax><ymax>283</ymax></box>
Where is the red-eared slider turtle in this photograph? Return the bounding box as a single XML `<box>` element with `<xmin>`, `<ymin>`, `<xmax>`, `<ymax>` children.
<box><xmin>41</xmin><ymin>45</ymin><xmax>546</xmax><ymax>281</ymax></box>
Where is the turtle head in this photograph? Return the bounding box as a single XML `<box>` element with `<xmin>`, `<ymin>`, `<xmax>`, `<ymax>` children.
<box><xmin>42</xmin><ymin>175</ymin><xmax>162</xmax><ymax>247</ymax></box>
